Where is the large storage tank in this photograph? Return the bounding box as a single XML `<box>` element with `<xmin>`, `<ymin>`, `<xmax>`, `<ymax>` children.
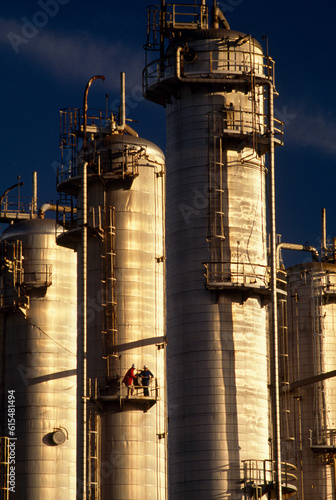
<box><xmin>143</xmin><ymin>2</ymin><xmax>291</xmax><ymax>498</ymax></box>
<box><xmin>0</xmin><ymin>218</ymin><xmax>77</xmax><ymax>500</ymax></box>
<box><xmin>285</xmin><ymin>261</ymin><xmax>336</xmax><ymax>499</ymax></box>
<box><xmin>57</xmin><ymin>80</ymin><xmax>167</xmax><ymax>499</ymax></box>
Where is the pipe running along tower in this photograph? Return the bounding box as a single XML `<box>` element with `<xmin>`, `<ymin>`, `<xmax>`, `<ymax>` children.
<box><xmin>56</xmin><ymin>74</ymin><xmax>167</xmax><ymax>499</ymax></box>
<box><xmin>143</xmin><ymin>1</ymin><xmax>295</xmax><ymax>498</ymax></box>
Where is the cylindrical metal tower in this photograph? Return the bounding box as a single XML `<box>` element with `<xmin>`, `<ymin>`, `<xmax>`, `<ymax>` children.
<box><xmin>56</xmin><ymin>80</ymin><xmax>167</xmax><ymax>499</ymax></box>
<box><xmin>143</xmin><ymin>2</ymin><xmax>287</xmax><ymax>498</ymax></box>
<box><xmin>0</xmin><ymin>218</ymin><xmax>77</xmax><ymax>500</ymax></box>
<box><xmin>286</xmin><ymin>261</ymin><xmax>336</xmax><ymax>499</ymax></box>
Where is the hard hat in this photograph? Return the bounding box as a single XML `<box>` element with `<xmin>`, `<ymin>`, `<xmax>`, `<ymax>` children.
<box><xmin>144</xmin><ymin>365</ymin><xmax>148</xmax><ymax>369</ymax></box>
<box><xmin>132</xmin><ymin>364</ymin><xmax>136</xmax><ymax>368</ymax></box>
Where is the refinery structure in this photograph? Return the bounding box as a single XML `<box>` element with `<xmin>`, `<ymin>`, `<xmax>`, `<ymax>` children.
<box><xmin>0</xmin><ymin>1</ymin><xmax>336</xmax><ymax>499</ymax></box>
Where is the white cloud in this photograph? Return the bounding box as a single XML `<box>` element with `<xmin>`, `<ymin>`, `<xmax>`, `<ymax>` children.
<box><xmin>285</xmin><ymin>110</ymin><xmax>336</xmax><ymax>157</ymax></box>
<box><xmin>0</xmin><ymin>18</ymin><xmax>144</xmax><ymax>91</ymax></box>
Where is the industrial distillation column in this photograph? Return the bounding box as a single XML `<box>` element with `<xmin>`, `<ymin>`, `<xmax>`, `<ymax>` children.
<box><xmin>0</xmin><ymin>218</ymin><xmax>77</xmax><ymax>500</ymax></box>
<box><xmin>56</xmin><ymin>75</ymin><xmax>167</xmax><ymax>500</ymax></box>
<box><xmin>143</xmin><ymin>2</ymin><xmax>285</xmax><ymax>498</ymax></box>
<box><xmin>285</xmin><ymin>257</ymin><xmax>336</xmax><ymax>499</ymax></box>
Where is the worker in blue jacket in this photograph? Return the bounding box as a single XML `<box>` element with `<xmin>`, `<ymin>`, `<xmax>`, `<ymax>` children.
<box><xmin>140</xmin><ymin>365</ymin><xmax>154</xmax><ymax>396</ymax></box>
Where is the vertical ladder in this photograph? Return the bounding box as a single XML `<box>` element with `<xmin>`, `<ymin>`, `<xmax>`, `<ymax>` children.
<box><xmin>311</xmin><ymin>272</ymin><xmax>327</xmax><ymax>441</ymax></box>
<box><xmin>101</xmin><ymin>206</ymin><xmax>118</xmax><ymax>380</ymax></box>
<box><xmin>88</xmin><ymin>408</ymin><xmax>99</xmax><ymax>499</ymax></box>
<box><xmin>0</xmin><ymin>240</ymin><xmax>25</xmax><ymax>310</ymax></box>
<box><xmin>278</xmin><ymin>292</ymin><xmax>295</xmax><ymax>450</ymax></box>
<box><xmin>208</xmin><ymin>112</ymin><xmax>225</xmax><ymax>283</ymax></box>
<box><xmin>57</xmin><ymin>193</ymin><xmax>76</xmax><ymax>229</ymax></box>
<box><xmin>0</xmin><ymin>437</ymin><xmax>9</xmax><ymax>500</ymax></box>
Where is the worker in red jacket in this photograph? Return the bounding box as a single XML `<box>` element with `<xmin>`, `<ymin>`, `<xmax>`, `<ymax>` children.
<box><xmin>123</xmin><ymin>364</ymin><xmax>136</xmax><ymax>398</ymax></box>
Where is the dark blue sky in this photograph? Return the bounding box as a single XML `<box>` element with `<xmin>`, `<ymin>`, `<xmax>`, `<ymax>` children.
<box><xmin>1</xmin><ymin>1</ymin><xmax>335</xmax><ymax>267</ymax></box>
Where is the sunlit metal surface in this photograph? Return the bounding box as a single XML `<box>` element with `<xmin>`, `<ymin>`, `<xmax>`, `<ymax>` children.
<box><xmin>286</xmin><ymin>262</ymin><xmax>336</xmax><ymax>499</ymax></box>
<box><xmin>144</xmin><ymin>7</ymin><xmax>280</xmax><ymax>495</ymax></box>
<box><xmin>0</xmin><ymin>218</ymin><xmax>77</xmax><ymax>499</ymax></box>
<box><xmin>58</xmin><ymin>131</ymin><xmax>167</xmax><ymax>499</ymax></box>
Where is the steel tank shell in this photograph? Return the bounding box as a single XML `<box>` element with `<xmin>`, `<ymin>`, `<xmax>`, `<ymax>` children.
<box><xmin>154</xmin><ymin>30</ymin><xmax>271</xmax><ymax>497</ymax></box>
<box><xmin>286</xmin><ymin>262</ymin><xmax>336</xmax><ymax>499</ymax></box>
<box><xmin>0</xmin><ymin>218</ymin><xmax>77</xmax><ymax>499</ymax></box>
<box><xmin>74</xmin><ymin>134</ymin><xmax>167</xmax><ymax>499</ymax></box>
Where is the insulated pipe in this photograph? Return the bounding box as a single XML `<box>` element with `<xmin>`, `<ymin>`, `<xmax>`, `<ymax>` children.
<box><xmin>276</xmin><ymin>243</ymin><xmax>319</xmax><ymax>268</ymax></box>
<box><xmin>32</xmin><ymin>171</ymin><xmax>37</xmax><ymax>215</ymax></box>
<box><xmin>124</xmin><ymin>124</ymin><xmax>139</xmax><ymax>137</ymax></box>
<box><xmin>322</xmin><ymin>208</ymin><xmax>328</xmax><ymax>252</ymax></box>
<box><xmin>116</xmin><ymin>72</ymin><xmax>138</xmax><ymax>136</ymax></box>
<box><xmin>211</xmin><ymin>0</ymin><xmax>230</xmax><ymax>29</ymax></box>
<box><xmin>0</xmin><ymin>181</ymin><xmax>24</xmax><ymax>207</ymax></box>
<box><xmin>38</xmin><ymin>203</ymin><xmax>77</xmax><ymax>217</ymax></box>
<box><xmin>80</xmin><ymin>160</ymin><xmax>88</xmax><ymax>500</ymax></box>
<box><xmin>83</xmin><ymin>75</ymin><xmax>105</xmax><ymax>149</ymax></box>
<box><xmin>120</xmin><ymin>72</ymin><xmax>126</xmax><ymax>128</ymax></box>
<box><xmin>80</xmin><ymin>75</ymin><xmax>104</xmax><ymax>499</ymax></box>
<box><xmin>267</xmin><ymin>79</ymin><xmax>282</xmax><ymax>500</ymax></box>
<box><xmin>175</xmin><ymin>46</ymin><xmax>271</xmax><ymax>84</ymax></box>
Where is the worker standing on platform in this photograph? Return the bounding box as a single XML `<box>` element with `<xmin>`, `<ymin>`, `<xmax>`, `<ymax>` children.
<box><xmin>123</xmin><ymin>364</ymin><xmax>137</xmax><ymax>398</ymax></box>
<box><xmin>140</xmin><ymin>365</ymin><xmax>154</xmax><ymax>396</ymax></box>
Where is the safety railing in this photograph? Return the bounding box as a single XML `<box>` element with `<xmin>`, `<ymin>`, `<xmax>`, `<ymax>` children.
<box><xmin>204</xmin><ymin>261</ymin><xmax>270</xmax><ymax>290</ymax></box>
<box><xmin>0</xmin><ymin>240</ymin><xmax>28</xmax><ymax>311</ymax></box>
<box><xmin>163</xmin><ymin>2</ymin><xmax>208</xmax><ymax>30</ymax></box>
<box><xmin>58</xmin><ymin>107</ymin><xmax>116</xmax><ymax>187</ymax></box>
<box><xmin>310</xmin><ymin>428</ymin><xmax>336</xmax><ymax>450</ymax></box>
<box><xmin>143</xmin><ymin>47</ymin><xmax>274</xmax><ymax>94</ymax></box>
<box><xmin>21</xmin><ymin>265</ymin><xmax>52</xmax><ymax>288</ymax></box>
<box><xmin>89</xmin><ymin>376</ymin><xmax>159</xmax><ymax>412</ymax></box>
<box><xmin>241</xmin><ymin>459</ymin><xmax>297</xmax><ymax>497</ymax></box>
<box><xmin>0</xmin><ymin>195</ymin><xmax>35</xmax><ymax>223</ymax></box>
<box><xmin>60</xmin><ymin>107</ymin><xmax>112</xmax><ymax>147</ymax></box>
<box><xmin>57</xmin><ymin>144</ymin><xmax>141</xmax><ymax>186</ymax></box>
<box><xmin>209</xmin><ymin>108</ymin><xmax>283</xmax><ymax>145</ymax></box>
<box><xmin>144</xmin><ymin>2</ymin><xmax>209</xmax><ymax>51</ymax></box>
<box><xmin>120</xmin><ymin>376</ymin><xmax>159</xmax><ymax>399</ymax></box>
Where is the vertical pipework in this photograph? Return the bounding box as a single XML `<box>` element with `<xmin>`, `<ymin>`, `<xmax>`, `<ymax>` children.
<box><xmin>322</xmin><ymin>208</ymin><xmax>327</xmax><ymax>252</ymax></box>
<box><xmin>120</xmin><ymin>72</ymin><xmax>126</xmax><ymax>128</ymax></box>
<box><xmin>80</xmin><ymin>76</ymin><xmax>104</xmax><ymax>497</ymax></box>
<box><xmin>268</xmin><ymin>81</ymin><xmax>282</xmax><ymax>500</ymax></box>
<box><xmin>83</xmin><ymin>75</ymin><xmax>105</xmax><ymax>149</ymax></box>
<box><xmin>212</xmin><ymin>0</ymin><xmax>218</xmax><ymax>28</ymax></box>
<box><xmin>32</xmin><ymin>171</ymin><xmax>37</xmax><ymax>216</ymax></box>
<box><xmin>81</xmin><ymin>160</ymin><xmax>88</xmax><ymax>499</ymax></box>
